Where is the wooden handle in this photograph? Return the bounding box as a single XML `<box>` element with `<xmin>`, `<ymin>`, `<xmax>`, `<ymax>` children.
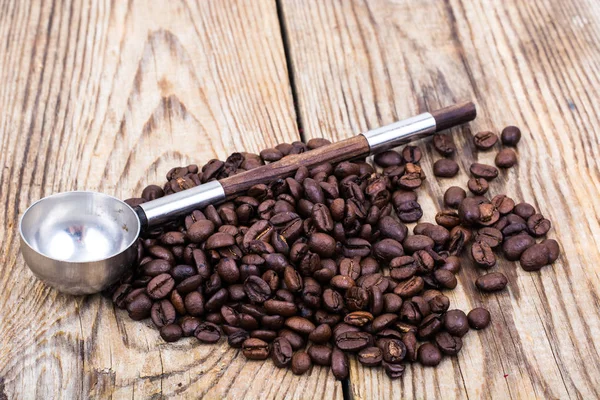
<box><xmin>431</xmin><ymin>101</ymin><xmax>476</xmax><ymax>132</ymax></box>
<box><xmin>220</xmin><ymin>135</ymin><xmax>369</xmax><ymax>196</ymax></box>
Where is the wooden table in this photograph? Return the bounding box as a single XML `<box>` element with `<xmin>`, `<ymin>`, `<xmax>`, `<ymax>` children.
<box><xmin>1</xmin><ymin>0</ymin><xmax>599</xmax><ymax>398</ymax></box>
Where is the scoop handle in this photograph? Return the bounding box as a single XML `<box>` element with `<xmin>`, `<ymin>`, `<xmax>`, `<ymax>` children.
<box><xmin>137</xmin><ymin>101</ymin><xmax>476</xmax><ymax>229</ymax></box>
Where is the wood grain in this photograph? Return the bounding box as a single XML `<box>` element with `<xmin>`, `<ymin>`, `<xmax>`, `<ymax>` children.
<box><xmin>0</xmin><ymin>0</ymin><xmax>343</xmax><ymax>398</ymax></box>
<box><xmin>281</xmin><ymin>0</ymin><xmax>600</xmax><ymax>399</ymax></box>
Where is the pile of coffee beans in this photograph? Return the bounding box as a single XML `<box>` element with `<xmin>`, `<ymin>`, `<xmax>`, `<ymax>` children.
<box><xmin>106</xmin><ymin>124</ymin><xmax>559</xmax><ymax>381</ymax></box>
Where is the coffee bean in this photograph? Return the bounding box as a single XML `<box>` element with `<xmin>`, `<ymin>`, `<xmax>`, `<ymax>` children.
<box><xmin>147</xmin><ymin>273</ymin><xmax>175</xmax><ymax>299</ymax></box>
<box><xmin>467</xmin><ymin>177</ymin><xmax>489</xmax><ymax>195</ymax></box>
<box><xmin>187</xmin><ymin>220</ymin><xmax>215</xmax><ymax>243</ymax></box>
<box><xmin>308</xmin><ymin>345</ymin><xmax>332</xmax><ymax>366</ymax></box>
<box><xmin>439</xmin><ymin>256</ymin><xmax>461</xmax><ymax>274</ymax></box>
<box><xmin>501</xmin><ymin>125</ymin><xmax>521</xmax><ymax>146</ymax></box>
<box><xmin>467</xmin><ymin>308</ymin><xmax>491</xmax><ymax>330</ymax></box>
<box><xmin>471</xmin><ymin>242</ymin><xmax>496</xmax><ymax>268</ymax></box>
<box><xmin>491</xmin><ymin>195</ymin><xmax>515</xmax><ymax>215</ymax></box>
<box><xmin>330</xmin><ymin>348</ymin><xmax>349</xmax><ymax>380</ymax></box>
<box><xmin>433</xmin><ymin>133</ymin><xmax>456</xmax><ymax>156</ymax></box>
<box><xmin>383</xmin><ymin>293</ymin><xmax>403</xmax><ymax>313</ymax></box>
<box><xmin>335</xmin><ymin>331</ymin><xmax>372</xmax><ymax>351</ymax></box>
<box><xmin>381</xmin><ymin>338</ymin><xmax>406</xmax><ymax>363</ymax></box>
<box><xmin>372</xmin><ymin>313</ymin><xmax>399</xmax><ymax>332</ymax></box>
<box><xmin>514</xmin><ymin>202</ymin><xmax>536</xmax><ymax>219</ymax></box>
<box><xmin>160</xmin><ymin>324</ymin><xmax>183</xmax><ymax>342</ymax></box>
<box><xmin>291</xmin><ymin>351</ymin><xmax>312</xmax><ymax>375</ymax></box>
<box><xmin>184</xmin><ymin>291</ymin><xmax>205</xmax><ymax>316</ymax></box>
<box><xmin>444</xmin><ymin>186</ymin><xmax>466</xmax><ymax>209</ymax></box>
<box><xmin>270</xmin><ymin>337</ymin><xmax>293</xmax><ymax>367</ymax></box>
<box><xmin>382</xmin><ymin>361</ymin><xmax>405</xmax><ymax>379</ymax></box>
<box><xmin>428</xmin><ymin>294</ymin><xmax>450</xmax><ymax>314</ymax></box>
<box><xmin>403</xmin><ymin>235</ymin><xmax>434</xmax><ymax>253</ymax></box>
<box><xmin>398</xmin><ymin>163</ymin><xmax>425</xmax><ymax>190</ymax></box>
<box><xmin>495</xmin><ymin>148</ymin><xmax>517</xmax><ymax>168</ymax></box>
<box><xmin>126</xmin><ymin>293</ymin><xmax>152</xmax><ymax>320</ymax></box>
<box><xmin>206</xmin><ymin>232</ymin><xmax>235</xmax><ymax>249</ymax></box>
<box><xmin>374</xmin><ymin>150</ymin><xmax>403</xmax><ymax>167</ymax></box>
<box><xmin>476</xmin><ymin>227</ymin><xmax>503</xmax><ymax>248</ymax></box>
<box><xmin>418</xmin><ymin>343</ymin><xmax>442</xmax><ymax>366</ymax></box>
<box><xmin>470</xmin><ymin>163</ymin><xmax>498</xmax><ymax>180</ymax></box>
<box><xmin>373</xmin><ymin>238</ymin><xmax>404</xmax><ymax>261</ymax></box>
<box><xmin>244</xmin><ymin>276</ymin><xmax>272</xmax><ymax>303</ymax></box>
<box><xmin>520</xmin><ymin>243</ymin><xmax>553</xmax><ymax>271</ymax></box>
<box><xmin>242</xmin><ymin>338</ymin><xmax>270</xmax><ymax>360</ymax></box>
<box><xmin>308</xmin><ymin>232</ymin><xmax>336</xmax><ymax>258</ymax></box>
<box><xmin>435</xmin><ymin>210</ymin><xmax>461</xmax><ymax>229</ymax></box>
<box><xmin>378</xmin><ymin>216</ymin><xmax>408</xmax><ymax>242</ymax></box>
<box><xmin>543</xmin><ymin>239</ymin><xmax>560</xmax><ymax>263</ymax></box>
<box><xmin>194</xmin><ymin>322</ymin><xmax>221</xmax><ymax>343</ymax></box>
<box><xmin>308</xmin><ymin>324</ymin><xmax>332</xmax><ymax>344</ymax></box>
<box><xmin>433</xmin><ymin>159</ymin><xmax>459</xmax><ymax>178</ymax></box>
<box><xmin>435</xmin><ymin>331</ymin><xmax>463</xmax><ymax>355</ymax></box>
<box><xmin>502</xmin><ymin>234</ymin><xmax>536</xmax><ymax>261</ymax></box>
<box><xmin>401</xmin><ymin>146</ymin><xmax>422</xmax><ymax>164</ymax></box>
<box><xmin>285</xmin><ymin>316</ymin><xmax>315</xmax><ymax>335</ymax></box>
<box><xmin>433</xmin><ymin>269</ymin><xmax>457</xmax><ymax>289</ymax></box>
<box><xmin>389</xmin><ymin>256</ymin><xmax>417</xmax><ymax>281</ymax></box>
<box><xmin>527</xmin><ymin>214</ymin><xmax>551</xmax><ymax>237</ymax></box>
<box><xmin>151</xmin><ymin>299</ymin><xmax>176</xmax><ymax>328</ymax></box>
<box><xmin>475</xmin><ymin>272</ymin><xmax>508</xmax><ymax>292</ymax></box>
<box><xmin>473</xmin><ymin>131</ymin><xmax>498</xmax><ymax>150</ymax></box>
<box><xmin>394</xmin><ymin>276</ymin><xmax>424</xmax><ymax>298</ymax></box>
<box><xmin>443</xmin><ymin>309</ymin><xmax>469</xmax><ymax>337</ymax></box>
<box><xmin>418</xmin><ymin>313</ymin><xmax>443</xmax><ymax>339</ymax></box>
<box><xmin>358</xmin><ymin>346</ymin><xmax>383</xmax><ymax>367</ymax></box>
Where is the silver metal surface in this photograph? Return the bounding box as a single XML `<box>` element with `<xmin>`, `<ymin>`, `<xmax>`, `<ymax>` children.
<box><xmin>139</xmin><ymin>180</ymin><xmax>225</xmax><ymax>228</ymax></box>
<box><xmin>19</xmin><ymin>191</ymin><xmax>140</xmax><ymax>295</ymax></box>
<box><xmin>361</xmin><ymin>112</ymin><xmax>437</xmax><ymax>154</ymax></box>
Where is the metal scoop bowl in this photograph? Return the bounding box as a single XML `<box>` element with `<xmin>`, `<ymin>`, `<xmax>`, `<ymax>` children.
<box><xmin>19</xmin><ymin>191</ymin><xmax>141</xmax><ymax>295</ymax></box>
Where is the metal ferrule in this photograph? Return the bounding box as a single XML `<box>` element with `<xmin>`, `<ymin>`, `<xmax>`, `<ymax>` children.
<box><xmin>361</xmin><ymin>112</ymin><xmax>436</xmax><ymax>154</ymax></box>
<box><xmin>139</xmin><ymin>180</ymin><xmax>226</xmax><ymax>228</ymax></box>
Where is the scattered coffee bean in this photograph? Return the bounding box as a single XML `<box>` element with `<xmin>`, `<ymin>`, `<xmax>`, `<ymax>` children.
<box><xmin>374</xmin><ymin>150</ymin><xmax>403</xmax><ymax>167</ymax></box>
<box><xmin>470</xmin><ymin>163</ymin><xmax>499</xmax><ymax>180</ymax></box>
<box><xmin>501</xmin><ymin>126</ymin><xmax>521</xmax><ymax>146</ymax></box>
<box><xmin>473</xmin><ymin>131</ymin><xmax>498</xmax><ymax>150</ymax></box>
<box><xmin>467</xmin><ymin>308</ymin><xmax>491</xmax><ymax>330</ymax></box>
<box><xmin>444</xmin><ymin>186</ymin><xmax>467</xmax><ymax>209</ymax></box>
<box><xmin>476</xmin><ymin>272</ymin><xmax>508</xmax><ymax>292</ymax></box>
<box><xmin>433</xmin><ymin>134</ymin><xmax>456</xmax><ymax>156</ymax></box>
<box><xmin>433</xmin><ymin>159</ymin><xmax>459</xmax><ymax>178</ymax></box>
<box><xmin>417</xmin><ymin>343</ymin><xmax>442</xmax><ymax>366</ymax></box>
<box><xmin>495</xmin><ymin>148</ymin><xmax>517</xmax><ymax>168</ymax></box>
<box><xmin>467</xmin><ymin>178</ymin><xmax>489</xmax><ymax>195</ymax></box>
<box><xmin>291</xmin><ymin>351</ymin><xmax>312</xmax><ymax>375</ymax></box>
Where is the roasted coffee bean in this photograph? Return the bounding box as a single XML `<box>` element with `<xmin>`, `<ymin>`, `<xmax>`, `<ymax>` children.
<box><xmin>439</xmin><ymin>256</ymin><xmax>461</xmax><ymax>274</ymax></box>
<box><xmin>543</xmin><ymin>239</ymin><xmax>560</xmax><ymax>263</ymax></box>
<box><xmin>307</xmin><ymin>137</ymin><xmax>332</xmax><ymax>149</ymax></box>
<box><xmin>418</xmin><ymin>342</ymin><xmax>442</xmax><ymax>366</ymax></box>
<box><xmin>142</xmin><ymin>259</ymin><xmax>171</xmax><ymax>277</ymax></box>
<box><xmin>520</xmin><ymin>243</ymin><xmax>553</xmax><ymax>271</ymax></box>
<box><xmin>327</xmin><ymin>347</ymin><xmax>348</xmax><ymax>380</ymax></box>
<box><xmin>187</xmin><ymin>220</ymin><xmax>215</xmax><ymax>243</ymax></box>
<box><xmin>467</xmin><ymin>307</ymin><xmax>491</xmax><ymax>330</ymax></box>
<box><xmin>372</xmin><ymin>313</ymin><xmax>398</xmax><ymax>332</ymax></box>
<box><xmin>308</xmin><ymin>345</ymin><xmax>332</xmax><ymax>366</ymax></box>
<box><xmin>473</xmin><ymin>131</ymin><xmax>498</xmax><ymax>150</ymax></box>
<box><xmin>435</xmin><ymin>210</ymin><xmax>461</xmax><ymax>230</ymax></box>
<box><xmin>382</xmin><ymin>361</ymin><xmax>405</xmax><ymax>379</ymax></box>
<box><xmin>448</xmin><ymin>226</ymin><xmax>471</xmax><ymax>256</ymax></box>
<box><xmin>395</xmin><ymin>200</ymin><xmax>423</xmax><ymax>223</ymax></box>
<box><xmin>358</xmin><ymin>346</ymin><xmax>383</xmax><ymax>367</ymax></box>
<box><xmin>476</xmin><ymin>227</ymin><xmax>503</xmax><ymax>248</ymax></box>
<box><xmin>184</xmin><ymin>291</ymin><xmax>205</xmax><ymax>316</ymax></box>
<box><xmin>338</xmin><ymin>257</ymin><xmax>361</xmax><ymax>280</ymax></box>
<box><xmin>373</xmin><ymin>238</ymin><xmax>404</xmax><ymax>261</ymax></box>
<box><xmin>433</xmin><ymin>269</ymin><xmax>457</xmax><ymax>289</ymax></box>
<box><xmin>194</xmin><ymin>322</ymin><xmax>221</xmax><ymax>343</ymax></box>
<box><xmin>226</xmin><ymin>326</ymin><xmax>250</xmax><ymax>348</ymax></box>
<box><xmin>285</xmin><ymin>316</ymin><xmax>315</xmax><ymax>335</ymax></box>
<box><xmin>433</xmin><ymin>133</ymin><xmax>456</xmax><ymax>156</ymax></box>
<box><xmin>279</xmin><ymin>329</ymin><xmax>305</xmax><ymax>350</ymax></box>
<box><xmin>428</xmin><ymin>294</ymin><xmax>450</xmax><ymax>314</ymax></box>
<box><xmin>435</xmin><ymin>331</ymin><xmax>463</xmax><ymax>355</ymax></box>
<box><xmin>344</xmin><ymin>311</ymin><xmax>374</xmax><ymax>327</ymax></box>
<box><xmin>394</xmin><ymin>276</ymin><xmax>424</xmax><ymax>298</ymax></box>
<box><xmin>383</xmin><ymin>293</ymin><xmax>403</xmax><ymax>313</ymax></box>
<box><xmin>374</xmin><ymin>150</ymin><xmax>403</xmax><ymax>167</ymax></box>
<box><xmin>242</xmin><ymin>338</ymin><xmax>270</xmax><ymax>360</ymax></box>
<box><xmin>491</xmin><ymin>195</ymin><xmax>515</xmax><ymax>215</ymax></box>
<box><xmin>335</xmin><ymin>331</ymin><xmax>372</xmax><ymax>351</ymax></box>
<box><xmin>264</xmin><ymin>299</ymin><xmax>297</xmax><ymax>317</ymax></box>
<box><xmin>527</xmin><ymin>214</ymin><xmax>551</xmax><ymax>237</ymax></box>
<box><xmin>471</xmin><ymin>242</ymin><xmax>496</xmax><ymax>268</ymax></box>
<box><xmin>418</xmin><ymin>313</ymin><xmax>443</xmax><ymax>339</ymax></box>
<box><xmin>378</xmin><ymin>216</ymin><xmax>408</xmax><ymax>242</ymax></box>
<box><xmin>160</xmin><ymin>324</ymin><xmax>183</xmax><ymax>342</ymax></box>
<box><xmin>381</xmin><ymin>338</ymin><xmax>406</xmax><ymax>364</ymax></box>
<box><xmin>309</xmin><ymin>324</ymin><xmax>332</xmax><ymax>344</ymax></box>
<box><xmin>433</xmin><ymin>159</ymin><xmax>459</xmax><ymax>177</ymax></box>
<box><xmin>147</xmin><ymin>273</ymin><xmax>175</xmax><ymax>299</ymax></box>
<box><xmin>514</xmin><ymin>202</ymin><xmax>536</xmax><ymax>219</ymax></box>
<box><xmin>206</xmin><ymin>232</ymin><xmax>235</xmax><ymax>249</ymax></box>
<box><xmin>403</xmin><ymin>235</ymin><xmax>434</xmax><ymax>253</ymax></box>
<box><xmin>501</xmin><ymin>125</ymin><xmax>521</xmax><ymax>146</ymax></box>
<box><xmin>502</xmin><ymin>234</ymin><xmax>536</xmax><ymax>261</ymax></box>
<box><xmin>151</xmin><ymin>299</ymin><xmax>176</xmax><ymax>328</ymax></box>
<box><xmin>476</xmin><ymin>272</ymin><xmax>508</xmax><ymax>292</ymax></box>
<box><xmin>495</xmin><ymin>148</ymin><xmax>517</xmax><ymax>168</ymax></box>
<box><xmin>401</xmin><ymin>146</ymin><xmax>422</xmax><ymax>164</ymax></box>
<box><xmin>291</xmin><ymin>351</ymin><xmax>312</xmax><ymax>375</ymax></box>
<box><xmin>470</xmin><ymin>163</ymin><xmax>498</xmax><ymax>180</ymax></box>
<box><xmin>127</xmin><ymin>293</ymin><xmax>152</xmax><ymax>320</ymax></box>
<box><xmin>467</xmin><ymin>177</ymin><xmax>489</xmax><ymax>195</ymax></box>
<box><xmin>368</xmin><ymin>286</ymin><xmax>384</xmax><ymax>316</ymax></box>
<box><xmin>478</xmin><ymin>203</ymin><xmax>500</xmax><ymax>226</ymax></box>
<box><xmin>444</xmin><ymin>186</ymin><xmax>467</xmax><ymax>209</ymax></box>
<box><xmin>260</xmin><ymin>148</ymin><xmax>283</xmax><ymax>162</ymax></box>
<box><xmin>205</xmin><ymin>288</ymin><xmax>228</xmax><ymax>311</ymax></box>
<box><xmin>398</xmin><ymin>163</ymin><xmax>425</xmax><ymax>189</ymax></box>
<box><xmin>458</xmin><ymin>198</ymin><xmax>481</xmax><ymax>226</ymax></box>
<box><xmin>389</xmin><ymin>256</ymin><xmax>417</xmax><ymax>281</ymax></box>
<box><xmin>443</xmin><ymin>309</ymin><xmax>469</xmax><ymax>337</ymax></box>
<box><xmin>307</xmin><ymin>232</ymin><xmax>336</xmax><ymax>258</ymax></box>
<box><xmin>160</xmin><ymin>231</ymin><xmax>186</xmax><ymax>246</ymax></box>
<box><xmin>250</xmin><ymin>330</ymin><xmax>277</xmax><ymax>342</ymax></box>
<box><xmin>271</xmin><ymin>337</ymin><xmax>293</xmax><ymax>367</ymax></box>
<box><xmin>244</xmin><ymin>276</ymin><xmax>271</xmax><ymax>303</ymax></box>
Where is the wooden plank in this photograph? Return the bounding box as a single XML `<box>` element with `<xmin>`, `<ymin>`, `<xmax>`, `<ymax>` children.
<box><xmin>280</xmin><ymin>0</ymin><xmax>600</xmax><ymax>398</ymax></box>
<box><xmin>0</xmin><ymin>0</ymin><xmax>343</xmax><ymax>398</ymax></box>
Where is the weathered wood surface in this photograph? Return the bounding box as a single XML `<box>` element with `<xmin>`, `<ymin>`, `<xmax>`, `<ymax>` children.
<box><xmin>281</xmin><ymin>0</ymin><xmax>600</xmax><ymax>399</ymax></box>
<box><xmin>0</xmin><ymin>0</ymin><xmax>343</xmax><ymax>399</ymax></box>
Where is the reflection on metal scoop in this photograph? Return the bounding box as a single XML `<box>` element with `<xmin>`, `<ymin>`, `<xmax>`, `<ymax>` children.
<box><xmin>19</xmin><ymin>102</ymin><xmax>476</xmax><ymax>295</ymax></box>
